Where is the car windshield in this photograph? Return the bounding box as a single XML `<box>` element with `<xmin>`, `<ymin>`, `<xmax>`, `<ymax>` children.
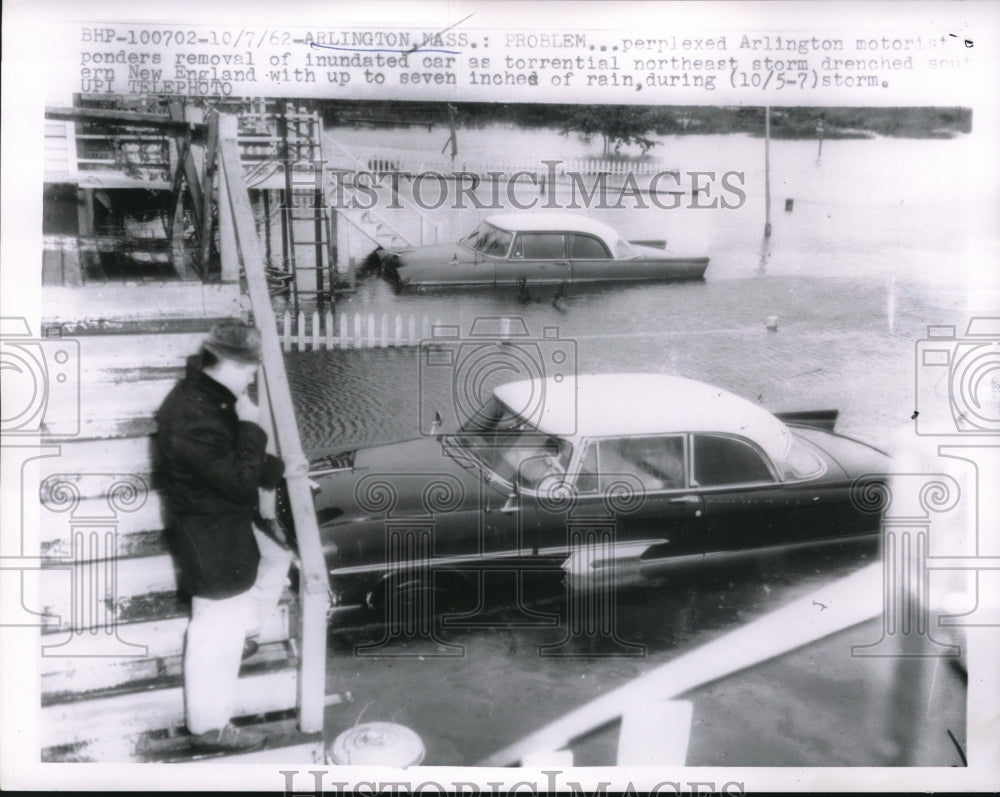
<box><xmin>460</xmin><ymin>222</ymin><xmax>513</xmax><ymax>257</ymax></box>
<box><xmin>450</xmin><ymin>396</ymin><xmax>573</xmax><ymax>488</ymax></box>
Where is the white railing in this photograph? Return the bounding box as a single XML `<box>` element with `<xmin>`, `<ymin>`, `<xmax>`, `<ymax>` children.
<box><xmin>323</xmin><ymin>135</ymin><xmax>441</xmax><ymax>245</ymax></box>
<box><xmin>348</xmin><ymin>144</ymin><xmax>669</xmax><ymax>178</ymax></box>
<box><xmin>279</xmin><ymin>309</ymin><xmax>444</xmax><ymax>351</ymax></box>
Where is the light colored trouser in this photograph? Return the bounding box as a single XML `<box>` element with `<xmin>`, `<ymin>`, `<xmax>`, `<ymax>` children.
<box><xmin>183</xmin><ymin>527</ymin><xmax>293</xmax><ymax>735</ymax></box>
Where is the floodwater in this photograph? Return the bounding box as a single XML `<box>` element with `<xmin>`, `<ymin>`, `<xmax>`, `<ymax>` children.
<box><xmin>281</xmin><ymin>127</ymin><xmax>976</xmax><ymax>766</ymax></box>
<box><xmin>321</xmin><ymin>125</ymin><xmax>977</xmax><ymax>283</ymax></box>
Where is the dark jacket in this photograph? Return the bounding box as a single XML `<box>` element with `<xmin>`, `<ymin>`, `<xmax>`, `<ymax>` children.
<box><xmin>155</xmin><ymin>355</ymin><xmax>284</xmax><ymax>599</ymax></box>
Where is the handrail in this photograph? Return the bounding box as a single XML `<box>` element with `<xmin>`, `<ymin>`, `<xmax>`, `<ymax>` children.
<box><xmin>216</xmin><ymin>113</ymin><xmax>329</xmax><ymax>734</ymax></box>
<box><xmin>323</xmin><ymin>133</ymin><xmax>439</xmax><ymax>244</ymax></box>
<box><xmin>325</xmin><ymin>181</ymin><xmax>415</xmax><ymax>250</ymax></box>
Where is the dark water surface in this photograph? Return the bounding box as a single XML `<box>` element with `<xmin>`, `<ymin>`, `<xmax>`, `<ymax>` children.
<box><xmin>286</xmin><ymin>273</ymin><xmax>963</xmax><ymax>454</ymax></box>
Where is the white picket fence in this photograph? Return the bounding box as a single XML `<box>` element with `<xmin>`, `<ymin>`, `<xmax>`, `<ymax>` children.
<box><xmin>346</xmin><ymin>145</ymin><xmax>668</xmax><ymax>179</ymax></box>
<box><xmin>279</xmin><ymin>309</ymin><xmax>445</xmax><ymax>351</ymax></box>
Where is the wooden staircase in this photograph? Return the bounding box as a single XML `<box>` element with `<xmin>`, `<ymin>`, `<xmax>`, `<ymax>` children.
<box><xmin>321</xmin><ymin>133</ymin><xmax>442</xmax><ymax>253</ymax></box>
<box><xmin>31</xmin><ymin>109</ymin><xmax>333</xmax><ymax>764</ymax></box>
<box><xmin>35</xmin><ymin>326</ymin><xmax>326</xmax><ymax>762</ymax></box>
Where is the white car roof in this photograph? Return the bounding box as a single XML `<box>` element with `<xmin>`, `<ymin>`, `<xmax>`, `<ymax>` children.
<box><xmin>493</xmin><ymin>373</ymin><xmax>793</xmax><ymax>464</ymax></box>
<box><xmin>484</xmin><ymin>213</ymin><xmax>622</xmax><ymax>241</ymax></box>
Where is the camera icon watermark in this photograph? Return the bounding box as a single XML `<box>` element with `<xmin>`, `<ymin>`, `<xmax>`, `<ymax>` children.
<box><xmin>914</xmin><ymin>317</ymin><xmax>1000</xmax><ymax>435</ymax></box>
<box><xmin>0</xmin><ymin>317</ymin><xmax>80</xmax><ymax>437</ymax></box>
<box><xmin>418</xmin><ymin>317</ymin><xmax>578</xmax><ymax>436</ymax></box>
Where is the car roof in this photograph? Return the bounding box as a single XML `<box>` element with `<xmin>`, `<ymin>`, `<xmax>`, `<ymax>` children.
<box><xmin>484</xmin><ymin>213</ymin><xmax>621</xmax><ymax>241</ymax></box>
<box><xmin>493</xmin><ymin>373</ymin><xmax>793</xmax><ymax>463</ymax></box>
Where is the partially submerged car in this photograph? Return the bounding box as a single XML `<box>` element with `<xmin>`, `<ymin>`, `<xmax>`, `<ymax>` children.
<box><xmin>360</xmin><ymin>213</ymin><xmax>709</xmax><ymax>289</ymax></box>
<box><xmin>302</xmin><ymin>374</ymin><xmax>890</xmax><ymax>615</ymax></box>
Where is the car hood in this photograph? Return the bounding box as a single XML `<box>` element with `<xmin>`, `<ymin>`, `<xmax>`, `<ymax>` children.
<box><xmin>391</xmin><ymin>241</ymin><xmax>479</xmax><ymax>268</ymax></box>
<box><xmin>792</xmin><ymin>426</ymin><xmax>891</xmax><ymax>478</ymax></box>
<box><xmin>310</xmin><ymin>436</ymin><xmax>505</xmax><ymax>528</ymax></box>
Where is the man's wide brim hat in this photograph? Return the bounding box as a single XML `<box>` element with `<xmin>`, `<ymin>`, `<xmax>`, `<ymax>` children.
<box><xmin>203</xmin><ymin>320</ymin><xmax>262</xmax><ymax>364</ymax></box>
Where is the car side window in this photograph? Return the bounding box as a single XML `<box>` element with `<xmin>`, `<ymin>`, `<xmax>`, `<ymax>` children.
<box><xmin>577</xmin><ymin>435</ymin><xmax>686</xmax><ymax>493</ymax></box>
<box><xmin>513</xmin><ymin>233</ymin><xmax>566</xmax><ymax>259</ymax></box>
<box><xmin>692</xmin><ymin>434</ymin><xmax>774</xmax><ymax>486</ymax></box>
<box><xmin>569</xmin><ymin>234</ymin><xmax>611</xmax><ymax>259</ymax></box>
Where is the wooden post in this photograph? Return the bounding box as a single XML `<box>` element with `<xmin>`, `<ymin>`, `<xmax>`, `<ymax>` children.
<box><xmin>279</xmin><ymin>187</ymin><xmax>290</xmax><ymax>277</ymax></box>
<box><xmin>199</xmin><ymin>112</ymin><xmax>219</xmax><ymax>275</ymax></box>
<box><xmin>216</xmin><ymin>137</ymin><xmax>240</xmax><ymax>283</ymax></box>
<box><xmin>313</xmin><ymin>161</ymin><xmax>326</xmax><ymax>310</ymax></box>
<box><xmin>279</xmin><ymin>110</ymin><xmax>299</xmax><ymax>317</ymax></box>
<box><xmin>217</xmin><ymin>114</ymin><xmax>329</xmax><ymax>734</ymax></box>
<box><xmin>327</xmin><ymin>206</ymin><xmax>338</xmax><ymax>290</ymax></box>
<box><xmin>263</xmin><ymin>189</ymin><xmax>272</xmax><ymax>263</ymax></box>
<box><xmin>76</xmin><ymin>187</ymin><xmax>95</xmax><ymax>279</ymax></box>
<box><xmin>171</xmin><ymin>187</ymin><xmax>187</xmax><ymax>276</ymax></box>
<box><xmin>173</xmin><ymin>103</ymin><xmax>205</xmax><ymax>234</ymax></box>
<box><xmin>256</xmin><ymin>363</ymin><xmax>277</xmax><ymax>523</ymax></box>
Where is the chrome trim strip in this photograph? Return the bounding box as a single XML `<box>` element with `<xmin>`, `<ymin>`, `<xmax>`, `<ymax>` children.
<box><xmin>328</xmin><ymin>538</ymin><xmax>670</xmax><ymax>578</ymax></box>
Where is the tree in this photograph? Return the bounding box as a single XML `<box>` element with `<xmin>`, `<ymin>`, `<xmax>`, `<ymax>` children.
<box><xmin>561</xmin><ymin>106</ymin><xmax>661</xmax><ymax>156</ymax></box>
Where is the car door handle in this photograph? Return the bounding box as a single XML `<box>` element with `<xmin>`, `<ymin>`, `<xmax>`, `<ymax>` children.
<box><xmin>669</xmin><ymin>495</ymin><xmax>700</xmax><ymax>504</ymax></box>
<box><xmin>553</xmin><ymin>261</ymin><xmax>569</xmax><ymax>267</ymax></box>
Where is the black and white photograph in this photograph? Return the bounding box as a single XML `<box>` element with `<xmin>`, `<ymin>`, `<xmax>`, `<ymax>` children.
<box><xmin>2</xmin><ymin>1</ymin><xmax>998</xmax><ymax>792</ymax></box>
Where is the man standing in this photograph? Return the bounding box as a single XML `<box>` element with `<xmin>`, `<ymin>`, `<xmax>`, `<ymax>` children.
<box><xmin>156</xmin><ymin>320</ymin><xmax>291</xmax><ymax>753</ymax></box>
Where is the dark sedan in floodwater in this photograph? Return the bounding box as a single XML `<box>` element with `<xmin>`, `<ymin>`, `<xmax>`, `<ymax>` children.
<box><xmin>361</xmin><ymin>213</ymin><xmax>709</xmax><ymax>289</ymax></box>
<box><xmin>300</xmin><ymin>374</ymin><xmax>890</xmax><ymax>616</ymax></box>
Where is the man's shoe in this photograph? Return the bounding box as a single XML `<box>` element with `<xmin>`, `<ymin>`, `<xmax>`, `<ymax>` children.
<box><xmin>242</xmin><ymin>638</ymin><xmax>260</xmax><ymax>660</ymax></box>
<box><xmin>190</xmin><ymin>724</ymin><xmax>267</xmax><ymax>753</ymax></box>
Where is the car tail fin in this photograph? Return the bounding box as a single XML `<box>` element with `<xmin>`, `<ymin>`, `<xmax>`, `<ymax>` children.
<box><xmin>774</xmin><ymin>409</ymin><xmax>840</xmax><ymax>430</ymax></box>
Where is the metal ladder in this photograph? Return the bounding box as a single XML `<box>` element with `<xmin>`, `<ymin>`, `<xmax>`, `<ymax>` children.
<box><xmin>276</xmin><ymin>106</ymin><xmax>337</xmax><ymax>315</ymax></box>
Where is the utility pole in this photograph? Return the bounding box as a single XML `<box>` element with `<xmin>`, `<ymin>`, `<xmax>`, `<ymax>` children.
<box><xmin>764</xmin><ymin>106</ymin><xmax>772</xmax><ymax>238</ymax></box>
<box><xmin>442</xmin><ymin>103</ymin><xmax>458</xmax><ymax>161</ymax></box>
